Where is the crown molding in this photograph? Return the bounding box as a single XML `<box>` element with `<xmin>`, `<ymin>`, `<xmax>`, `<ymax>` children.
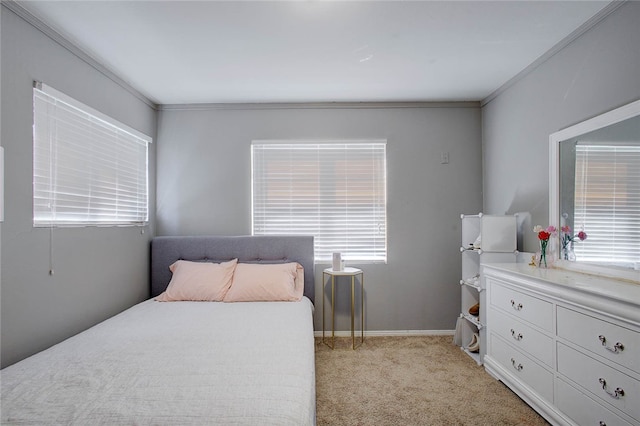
<box><xmin>481</xmin><ymin>1</ymin><xmax>627</xmax><ymax>107</ymax></box>
<box><xmin>0</xmin><ymin>1</ymin><xmax>479</xmax><ymax>111</ymax></box>
<box><xmin>7</xmin><ymin>0</ymin><xmax>618</xmax><ymax>111</ymax></box>
<box><xmin>2</xmin><ymin>0</ymin><xmax>158</xmax><ymax>110</ymax></box>
<box><xmin>158</xmin><ymin>101</ymin><xmax>480</xmax><ymax>112</ymax></box>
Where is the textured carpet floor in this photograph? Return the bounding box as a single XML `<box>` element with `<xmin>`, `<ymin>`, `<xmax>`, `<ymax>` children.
<box><xmin>315</xmin><ymin>336</ymin><xmax>549</xmax><ymax>426</ymax></box>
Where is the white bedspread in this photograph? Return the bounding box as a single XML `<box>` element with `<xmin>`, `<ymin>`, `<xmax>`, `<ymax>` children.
<box><xmin>1</xmin><ymin>298</ymin><xmax>316</xmax><ymax>425</ymax></box>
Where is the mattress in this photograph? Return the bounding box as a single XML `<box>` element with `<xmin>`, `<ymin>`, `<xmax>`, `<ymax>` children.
<box><xmin>1</xmin><ymin>298</ymin><xmax>316</xmax><ymax>425</ymax></box>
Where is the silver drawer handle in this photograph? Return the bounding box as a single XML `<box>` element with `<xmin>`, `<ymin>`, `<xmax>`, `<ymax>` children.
<box><xmin>598</xmin><ymin>378</ymin><xmax>624</xmax><ymax>399</ymax></box>
<box><xmin>510</xmin><ymin>300</ymin><xmax>523</xmax><ymax>311</ymax></box>
<box><xmin>510</xmin><ymin>357</ymin><xmax>523</xmax><ymax>371</ymax></box>
<box><xmin>510</xmin><ymin>329</ymin><xmax>523</xmax><ymax>341</ymax></box>
<box><xmin>599</xmin><ymin>422</ymin><xmax>607</xmax><ymax>426</ymax></box>
<box><xmin>598</xmin><ymin>335</ymin><xmax>624</xmax><ymax>353</ymax></box>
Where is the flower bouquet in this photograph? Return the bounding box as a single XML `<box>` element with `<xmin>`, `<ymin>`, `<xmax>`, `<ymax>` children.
<box><xmin>560</xmin><ymin>225</ymin><xmax>587</xmax><ymax>261</ymax></box>
<box><xmin>533</xmin><ymin>225</ymin><xmax>556</xmax><ymax>268</ymax></box>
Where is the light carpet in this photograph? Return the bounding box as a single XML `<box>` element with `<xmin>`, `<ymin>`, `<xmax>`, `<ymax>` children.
<box><xmin>315</xmin><ymin>336</ymin><xmax>549</xmax><ymax>426</ymax></box>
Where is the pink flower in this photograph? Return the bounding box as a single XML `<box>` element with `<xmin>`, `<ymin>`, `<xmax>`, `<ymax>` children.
<box><xmin>561</xmin><ymin>225</ymin><xmax>571</xmax><ymax>233</ymax></box>
<box><xmin>546</xmin><ymin>225</ymin><xmax>557</xmax><ymax>234</ymax></box>
<box><xmin>577</xmin><ymin>231</ymin><xmax>587</xmax><ymax>241</ymax></box>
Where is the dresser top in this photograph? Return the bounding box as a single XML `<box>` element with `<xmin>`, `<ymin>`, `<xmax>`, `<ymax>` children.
<box><xmin>482</xmin><ymin>263</ymin><xmax>640</xmax><ymax>308</ymax></box>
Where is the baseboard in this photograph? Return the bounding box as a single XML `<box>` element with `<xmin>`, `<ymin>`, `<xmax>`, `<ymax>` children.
<box><xmin>313</xmin><ymin>330</ymin><xmax>454</xmax><ymax>338</ymax></box>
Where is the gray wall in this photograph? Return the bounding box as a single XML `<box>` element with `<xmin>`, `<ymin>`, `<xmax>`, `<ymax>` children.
<box><xmin>157</xmin><ymin>104</ymin><xmax>482</xmax><ymax>332</ymax></box>
<box><xmin>482</xmin><ymin>2</ymin><xmax>640</xmax><ymax>253</ymax></box>
<box><xmin>0</xmin><ymin>7</ymin><xmax>157</xmax><ymax>367</ymax></box>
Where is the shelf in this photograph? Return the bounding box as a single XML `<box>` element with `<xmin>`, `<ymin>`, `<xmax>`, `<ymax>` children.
<box><xmin>460</xmin><ymin>213</ymin><xmax>482</xmax><ymax>219</ymax></box>
<box><xmin>460</xmin><ymin>312</ymin><xmax>484</xmax><ymax>329</ymax></box>
<box><xmin>460</xmin><ymin>246</ymin><xmax>480</xmax><ymax>253</ymax></box>
<box><xmin>460</xmin><ymin>278</ymin><xmax>482</xmax><ymax>291</ymax></box>
<box><xmin>458</xmin><ymin>213</ymin><xmax>516</xmax><ymax>367</ymax></box>
<box><xmin>460</xmin><ymin>347</ymin><xmax>482</xmax><ymax>365</ymax></box>
<box><xmin>461</xmin><ymin>247</ymin><xmax>519</xmax><ymax>255</ymax></box>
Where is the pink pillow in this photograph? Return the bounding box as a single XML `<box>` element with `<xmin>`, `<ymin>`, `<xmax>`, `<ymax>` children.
<box><xmin>155</xmin><ymin>259</ymin><xmax>238</xmax><ymax>302</ymax></box>
<box><xmin>223</xmin><ymin>262</ymin><xmax>304</xmax><ymax>302</ymax></box>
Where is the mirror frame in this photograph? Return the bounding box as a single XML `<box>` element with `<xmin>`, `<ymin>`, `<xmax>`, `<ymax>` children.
<box><xmin>549</xmin><ymin>99</ymin><xmax>640</xmax><ymax>282</ymax></box>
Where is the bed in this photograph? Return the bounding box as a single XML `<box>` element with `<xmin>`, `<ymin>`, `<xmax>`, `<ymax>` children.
<box><xmin>1</xmin><ymin>235</ymin><xmax>316</xmax><ymax>425</ymax></box>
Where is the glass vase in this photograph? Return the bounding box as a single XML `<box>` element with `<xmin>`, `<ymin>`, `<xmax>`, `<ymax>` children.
<box><xmin>539</xmin><ymin>240</ymin><xmax>548</xmax><ymax>268</ymax></box>
<box><xmin>561</xmin><ymin>244</ymin><xmax>576</xmax><ymax>262</ymax></box>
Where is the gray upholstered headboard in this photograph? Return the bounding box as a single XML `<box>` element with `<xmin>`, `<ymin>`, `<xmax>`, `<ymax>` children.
<box><xmin>151</xmin><ymin>235</ymin><xmax>315</xmax><ymax>304</ymax></box>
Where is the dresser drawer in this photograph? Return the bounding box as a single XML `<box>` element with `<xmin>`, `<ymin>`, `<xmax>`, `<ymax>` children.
<box><xmin>489</xmin><ymin>280</ymin><xmax>553</xmax><ymax>332</ymax></box>
<box><xmin>557</xmin><ymin>306</ymin><xmax>640</xmax><ymax>375</ymax></box>
<box><xmin>556</xmin><ymin>378</ymin><xmax>634</xmax><ymax>426</ymax></box>
<box><xmin>557</xmin><ymin>343</ymin><xmax>640</xmax><ymax>421</ymax></box>
<box><xmin>489</xmin><ymin>333</ymin><xmax>554</xmax><ymax>402</ymax></box>
<box><xmin>488</xmin><ymin>307</ymin><xmax>553</xmax><ymax>367</ymax></box>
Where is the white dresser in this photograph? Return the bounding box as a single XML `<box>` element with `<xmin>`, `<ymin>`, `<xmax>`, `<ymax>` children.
<box><xmin>482</xmin><ymin>263</ymin><xmax>640</xmax><ymax>426</ymax></box>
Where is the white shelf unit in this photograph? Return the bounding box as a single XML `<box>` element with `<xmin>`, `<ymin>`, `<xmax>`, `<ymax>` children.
<box><xmin>458</xmin><ymin>213</ymin><xmax>517</xmax><ymax>365</ymax></box>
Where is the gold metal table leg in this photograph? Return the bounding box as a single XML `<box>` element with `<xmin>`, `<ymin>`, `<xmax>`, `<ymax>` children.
<box><xmin>331</xmin><ymin>274</ymin><xmax>335</xmax><ymax>349</ymax></box>
<box><xmin>360</xmin><ymin>272</ymin><xmax>364</xmax><ymax>348</ymax></box>
<box><xmin>352</xmin><ymin>272</ymin><xmax>364</xmax><ymax>349</ymax></box>
<box><xmin>322</xmin><ymin>271</ymin><xmax>326</xmax><ymax>347</ymax></box>
<box><xmin>322</xmin><ymin>271</ymin><xmax>336</xmax><ymax>350</ymax></box>
<box><xmin>351</xmin><ymin>275</ymin><xmax>355</xmax><ymax>349</ymax></box>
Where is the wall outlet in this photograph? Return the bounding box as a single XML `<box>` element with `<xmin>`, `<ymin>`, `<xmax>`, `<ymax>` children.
<box><xmin>440</xmin><ymin>151</ymin><xmax>449</xmax><ymax>164</ymax></box>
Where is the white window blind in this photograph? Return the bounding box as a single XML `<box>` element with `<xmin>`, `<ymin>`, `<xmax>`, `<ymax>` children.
<box><xmin>252</xmin><ymin>141</ymin><xmax>387</xmax><ymax>263</ymax></box>
<box><xmin>574</xmin><ymin>143</ymin><xmax>640</xmax><ymax>267</ymax></box>
<box><xmin>33</xmin><ymin>83</ymin><xmax>150</xmax><ymax>227</ymax></box>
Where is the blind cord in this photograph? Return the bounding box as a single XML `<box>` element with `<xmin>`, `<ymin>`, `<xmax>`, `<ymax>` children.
<box><xmin>49</xmin><ymin>225</ymin><xmax>54</xmax><ymax>276</ymax></box>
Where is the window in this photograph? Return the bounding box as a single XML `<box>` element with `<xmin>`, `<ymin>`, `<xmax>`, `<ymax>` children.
<box><xmin>252</xmin><ymin>141</ymin><xmax>387</xmax><ymax>263</ymax></box>
<box><xmin>33</xmin><ymin>83</ymin><xmax>150</xmax><ymax>226</ymax></box>
<box><xmin>573</xmin><ymin>143</ymin><xmax>640</xmax><ymax>267</ymax></box>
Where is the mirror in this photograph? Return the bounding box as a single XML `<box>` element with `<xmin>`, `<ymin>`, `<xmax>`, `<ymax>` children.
<box><xmin>550</xmin><ymin>100</ymin><xmax>640</xmax><ymax>282</ymax></box>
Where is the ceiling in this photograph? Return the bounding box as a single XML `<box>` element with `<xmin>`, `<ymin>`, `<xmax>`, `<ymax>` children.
<box><xmin>16</xmin><ymin>1</ymin><xmax>610</xmax><ymax>105</ymax></box>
